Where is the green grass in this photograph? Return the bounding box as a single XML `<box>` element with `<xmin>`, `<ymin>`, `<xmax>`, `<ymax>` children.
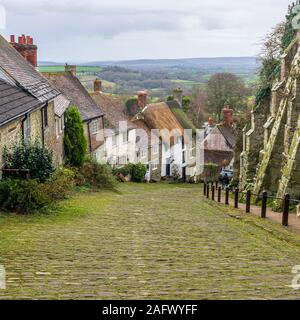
<box><xmin>38</xmin><ymin>65</ymin><xmax>102</xmax><ymax>73</ymax></box>
<box><xmin>1</xmin><ymin>183</ymin><xmax>300</xmax><ymax>299</ymax></box>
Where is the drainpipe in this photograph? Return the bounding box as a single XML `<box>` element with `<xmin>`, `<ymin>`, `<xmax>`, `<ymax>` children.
<box><xmin>87</xmin><ymin>120</ymin><xmax>92</xmax><ymax>154</ymax></box>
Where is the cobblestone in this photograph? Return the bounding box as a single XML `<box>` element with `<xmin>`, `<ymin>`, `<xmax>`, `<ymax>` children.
<box><xmin>0</xmin><ymin>183</ymin><xmax>300</xmax><ymax>299</ymax></box>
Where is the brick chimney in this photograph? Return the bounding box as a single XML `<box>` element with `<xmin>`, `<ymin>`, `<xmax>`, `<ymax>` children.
<box><xmin>94</xmin><ymin>79</ymin><xmax>102</xmax><ymax>92</ymax></box>
<box><xmin>65</xmin><ymin>64</ymin><xmax>77</xmax><ymax>76</ymax></box>
<box><xmin>208</xmin><ymin>117</ymin><xmax>214</xmax><ymax>126</ymax></box>
<box><xmin>10</xmin><ymin>34</ymin><xmax>37</xmax><ymax>67</ymax></box>
<box><xmin>137</xmin><ymin>91</ymin><xmax>148</xmax><ymax>110</ymax></box>
<box><xmin>173</xmin><ymin>87</ymin><xmax>183</xmax><ymax>105</ymax></box>
<box><xmin>222</xmin><ymin>107</ymin><xmax>234</xmax><ymax>127</ymax></box>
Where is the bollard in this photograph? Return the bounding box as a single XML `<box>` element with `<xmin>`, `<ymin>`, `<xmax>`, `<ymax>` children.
<box><xmin>234</xmin><ymin>188</ymin><xmax>239</xmax><ymax>209</ymax></box>
<box><xmin>215</xmin><ymin>181</ymin><xmax>218</xmax><ymax>189</ymax></box>
<box><xmin>261</xmin><ymin>191</ymin><xmax>267</xmax><ymax>219</ymax></box>
<box><xmin>282</xmin><ymin>194</ymin><xmax>290</xmax><ymax>227</ymax></box>
<box><xmin>218</xmin><ymin>187</ymin><xmax>221</xmax><ymax>203</ymax></box>
<box><xmin>204</xmin><ymin>183</ymin><xmax>207</xmax><ymax>196</ymax></box>
<box><xmin>212</xmin><ymin>186</ymin><xmax>215</xmax><ymax>201</ymax></box>
<box><xmin>207</xmin><ymin>184</ymin><xmax>210</xmax><ymax>199</ymax></box>
<box><xmin>246</xmin><ymin>190</ymin><xmax>251</xmax><ymax>213</ymax></box>
<box><xmin>225</xmin><ymin>188</ymin><xmax>229</xmax><ymax>205</ymax></box>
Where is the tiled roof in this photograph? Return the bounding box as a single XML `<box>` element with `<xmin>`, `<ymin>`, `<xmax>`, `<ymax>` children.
<box><xmin>0</xmin><ymin>35</ymin><xmax>59</xmax><ymax>103</ymax></box>
<box><xmin>54</xmin><ymin>94</ymin><xmax>70</xmax><ymax>117</ymax></box>
<box><xmin>90</xmin><ymin>91</ymin><xmax>136</xmax><ymax>131</ymax></box>
<box><xmin>43</xmin><ymin>72</ymin><xmax>104</xmax><ymax>121</ymax></box>
<box><xmin>0</xmin><ymin>79</ymin><xmax>41</xmax><ymax>127</ymax></box>
<box><xmin>217</xmin><ymin>123</ymin><xmax>237</xmax><ymax>149</ymax></box>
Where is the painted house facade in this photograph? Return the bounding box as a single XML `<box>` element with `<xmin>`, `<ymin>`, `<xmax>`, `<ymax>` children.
<box><xmin>90</xmin><ymin>80</ymin><xmax>137</xmax><ymax>166</ymax></box>
<box><xmin>0</xmin><ymin>34</ymin><xmax>68</xmax><ymax>168</ymax></box>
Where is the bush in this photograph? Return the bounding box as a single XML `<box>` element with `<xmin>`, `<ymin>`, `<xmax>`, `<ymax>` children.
<box><xmin>43</xmin><ymin>168</ymin><xmax>75</xmax><ymax>201</ymax></box>
<box><xmin>113</xmin><ymin>163</ymin><xmax>147</xmax><ymax>182</ymax></box>
<box><xmin>131</xmin><ymin>163</ymin><xmax>147</xmax><ymax>182</ymax></box>
<box><xmin>0</xmin><ymin>179</ymin><xmax>50</xmax><ymax>213</ymax></box>
<box><xmin>3</xmin><ymin>140</ymin><xmax>54</xmax><ymax>182</ymax></box>
<box><xmin>202</xmin><ymin>163</ymin><xmax>219</xmax><ymax>183</ymax></box>
<box><xmin>78</xmin><ymin>159</ymin><xmax>116</xmax><ymax>189</ymax></box>
<box><xmin>0</xmin><ymin>168</ymin><xmax>76</xmax><ymax>213</ymax></box>
<box><xmin>64</xmin><ymin>106</ymin><xmax>87</xmax><ymax>167</ymax></box>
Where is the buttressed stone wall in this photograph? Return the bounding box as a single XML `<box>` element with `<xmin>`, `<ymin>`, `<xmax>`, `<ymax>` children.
<box><xmin>240</xmin><ymin>30</ymin><xmax>300</xmax><ymax>203</ymax></box>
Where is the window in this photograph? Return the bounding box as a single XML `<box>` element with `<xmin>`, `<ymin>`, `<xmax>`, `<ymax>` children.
<box><xmin>23</xmin><ymin>114</ymin><xmax>31</xmax><ymax>141</ymax></box>
<box><xmin>112</xmin><ymin>134</ymin><xmax>117</xmax><ymax>147</ymax></box>
<box><xmin>61</xmin><ymin>114</ymin><xmax>65</xmax><ymax>131</ymax></box>
<box><xmin>91</xmin><ymin>120</ymin><xmax>98</xmax><ymax>134</ymax></box>
<box><xmin>118</xmin><ymin>155</ymin><xmax>127</xmax><ymax>166</ymax></box>
<box><xmin>152</xmin><ymin>145</ymin><xmax>159</xmax><ymax>155</ymax></box>
<box><xmin>122</xmin><ymin>131</ymin><xmax>129</xmax><ymax>143</ymax></box>
<box><xmin>152</xmin><ymin>159</ymin><xmax>158</xmax><ymax>171</ymax></box>
<box><xmin>140</xmin><ymin>149</ymin><xmax>147</xmax><ymax>159</ymax></box>
<box><xmin>42</xmin><ymin>105</ymin><xmax>48</xmax><ymax>128</ymax></box>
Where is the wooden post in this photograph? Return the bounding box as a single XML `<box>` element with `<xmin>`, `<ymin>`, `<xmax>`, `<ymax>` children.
<box><xmin>218</xmin><ymin>187</ymin><xmax>221</xmax><ymax>203</ymax></box>
<box><xmin>207</xmin><ymin>184</ymin><xmax>210</xmax><ymax>199</ymax></box>
<box><xmin>261</xmin><ymin>191</ymin><xmax>267</xmax><ymax>219</ymax></box>
<box><xmin>204</xmin><ymin>183</ymin><xmax>207</xmax><ymax>196</ymax></box>
<box><xmin>225</xmin><ymin>188</ymin><xmax>229</xmax><ymax>205</ymax></box>
<box><xmin>246</xmin><ymin>190</ymin><xmax>251</xmax><ymax>213</ymax></box>
<box><xmin>282</xmin><ymin>194</ymin><xmax>290</xmax><ymax>227</ymax></box>
<box><xmin>215</xmin><ymin>181</ymin><xmax>218</xmax><ymax>189</ymax></box>
<box><xmin>234</xmin><ymin>188</ymin><xmax>239</xmax><ymax>209</ymax></box>
<box><xmin>212</xmin><ymin>186</ymin><xmax>215</xmax><ymax>201</ymax></box>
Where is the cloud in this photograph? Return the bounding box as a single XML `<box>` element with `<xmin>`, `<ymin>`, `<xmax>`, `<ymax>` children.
<box><xmin>0</xmin><ymin>0</ymin><xmax>291</xmax><ymax>61</ymax></box>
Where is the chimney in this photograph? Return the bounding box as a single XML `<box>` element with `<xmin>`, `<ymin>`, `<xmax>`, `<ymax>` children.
<box><xmin>65</xmin><ymin>64</ymin><xmax>77</xmax><ymax>76</ymax></box>
<box><xmin>11</xmin><ymin>34</ymin><xmax>37</xmax><ymax>67</ymax></box>
<box><xmin>208</xmin><ymin>117</ymin><xmax>214</xmax><ymax>126</ymax></box>
<box><xmin>173</xmin><ymin>87</ymin><xmax>183</xmax><ymax>105</ymax></box>
<box><xmin>137</xmin><ymin>91</ymin><xmax>148</xmax><ymax>110</ymax></box>
<box><xmin>94</xmin><ymin>79</ymin><xmax>102</xmax><ymax>92</ymax></box>
<box><xmin>222</xmin><ymin>107</ymin><xmax>234</xmax><ymax>127</ymax></box>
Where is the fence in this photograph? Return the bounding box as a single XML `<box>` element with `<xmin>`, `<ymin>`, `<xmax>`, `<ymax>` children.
<box><xmin>203</xmin><ymin>182</ymin><xmax>300</xmax><ymax>227</ymax></box>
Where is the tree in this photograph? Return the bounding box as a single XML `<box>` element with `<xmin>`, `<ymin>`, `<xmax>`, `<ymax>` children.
<box><xmin>64</xmin><ymin>106</ymin><xmax>87</xmax><ymax>167</ymax></box>
<box><xmin>189</xmin><ymin>88</ymin><xmax>208</xmax><ymax>127</ymax></box>
<box><xmin>206</xmin><ymin>73</ymin><xmax>248</xmax><ymax>120</ymax></box>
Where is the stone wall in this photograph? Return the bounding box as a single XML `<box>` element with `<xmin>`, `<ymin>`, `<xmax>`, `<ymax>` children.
<box><xmin>240</xmin><ymin>31</ymin><xmax>300</xmax><ymax>203</ymax></box>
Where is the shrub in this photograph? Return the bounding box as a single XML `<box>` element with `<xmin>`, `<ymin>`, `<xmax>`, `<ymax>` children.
<box><xmin>43</xmin><ymin>168</ymin><xmax>75</xmax><ymax>201</ymax></box>
<box><xmin>3</xmin><ymin>140</ymin><xmax>55</xmax><ymax>182</ymax></box>
<box><xmin>64</xmin><ymin>106</ymin><xmax>87</xmax><ymax>167</ymax></box>
<box><xmin>113</xmin><ymin>163</ymin><xmax>147</xmax><ymax>182</ymax></box>
<box><xmin>0</xmin><ymin>179</ymin><xmax>50</xmax><ymax>213</ymax></box>
<box><xmin>0</xmin><ymin>168</ymin><xmax>76</xmax><ymax>213</ymax></box>
<box><xmin>131</xmin><ymin>163</ymin><xmax>147</xmax><ymax>182</ymax></box>
<box><xmin>79</xmin><ymin>159</ymin><xmax>116</xmax><ymax>189</ymax></box>
<box><xmin>202</xmin><ymin>163</ymin><xmax>219</xmax><ymax>183</ymax></box>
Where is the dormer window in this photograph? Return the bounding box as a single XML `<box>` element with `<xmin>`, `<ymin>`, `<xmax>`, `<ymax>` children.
<box><xmin>91</xmin><ymin>120</ymin><xmax>99</xmax><ymax>134</ymax></box>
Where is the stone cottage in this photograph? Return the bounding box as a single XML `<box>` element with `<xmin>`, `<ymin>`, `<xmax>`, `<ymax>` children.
<box><xmin>43</xmin><ymin>67</ymin><xmax>105</xmax><ymax>160</ymax></box>
<box><xmin>0</xmin><ymin>34</ymin><xmax>68</xmax><ymax>167</ymax></box>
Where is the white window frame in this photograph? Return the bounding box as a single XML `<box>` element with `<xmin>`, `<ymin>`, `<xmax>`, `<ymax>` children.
<box><xmin>91</xmin><ymin>120</ymin><xmax>99</xmax><ymax>135</ymax></box>
<box><xmin>152</xmin><ymin>145</ymin><xmax>159</xmax><ymax>155</ymax></box>
<box><xmin>23</xmin><ymin>114</ymin><xmax>31</xmax><ymax>141</ymax></box>
<box><xmin>152</xmin><ymin>159</ymin><xmax>158</xmax><ymax>171</ymax></box>
<box><xmin>122</xmin><ymin>131</ymin><xmax>129</xmax><ymax>143</ymax></box>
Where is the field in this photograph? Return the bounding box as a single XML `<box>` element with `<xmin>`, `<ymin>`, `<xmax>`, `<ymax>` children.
<box><xmin>0</xmin><ymin>183</ymin><xmax>300</xmax><ymax>299</ymax></box>
<box><xmin>38</xmin><ymin>65</ymin><xmax>102</xmax><ymax>73</ymax></box>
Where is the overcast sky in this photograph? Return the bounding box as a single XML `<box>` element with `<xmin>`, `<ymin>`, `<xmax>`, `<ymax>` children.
<box><xmin>0</xmin><ymin>0</ymin><xmax>291</xmax><ymax>62</ymax></box>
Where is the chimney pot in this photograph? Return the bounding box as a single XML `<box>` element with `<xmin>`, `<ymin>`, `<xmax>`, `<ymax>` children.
<box><xmin>94</xmin><ymin>79</ymin><xmax>102</xmax><ymax>92</ymax></box>
<box><xmin>65</xmin><ymin>64</ymin><xmax>77</xmax><ymax>76</ymax></box>
<box><xmin>10</xmin><ymin>35</ymin><xmax>15</xmax><ymax>44</ymax></box>
<box><xmin>173</xmin><ymin>87</ymin><xmax>183</xmax><ymax>105</ymax></box>
<box><xmin>18</xmin><ymin>36</ymin><xmax>24</xmax><ymax>44</ymax></box>
<box><xmin>137</xmin><ymin>91</ymin><xmax>148</xmax><ymax>110</ymax></box>
<box><xmin>26</xmin><ymin>36</ymin><xmax>31</xmax><ymax>45</ymax></box>
<box><xmin>208</xmin><ymin>117</ymin><xmax>214</xmax><ymax>126</ymax></box>
<box><xmin>222</xmin><ymin>107</ymin><xmax>234</xmax><ymax>127</ymax></box>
